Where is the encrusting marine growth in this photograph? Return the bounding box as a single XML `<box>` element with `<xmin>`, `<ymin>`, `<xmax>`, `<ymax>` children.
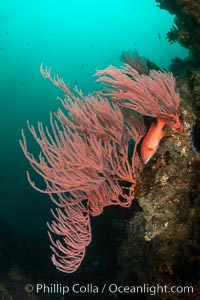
<box><xmin>20</xmin><ymin>63</ymin><xmax>183</xmax><ymax>273</ymax></box>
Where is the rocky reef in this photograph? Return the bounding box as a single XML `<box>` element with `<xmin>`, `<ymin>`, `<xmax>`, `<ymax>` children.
<box><xmin>114</xmin><ymin>2</ymin><xmax>200</xmax><ymax>299</ymax></box>
<box><xmin>156</xmin><ymin>0</ymin><xmax>200</xmax><ymax>77</ymax></box>
<box><xmin>155</xmin><ymin>0</ymin><xmax>200</xmax><ymax>54</ymax></box>
<box><xmin>117</xmin><ymin>94</ymin><xmax>200</xmax><ymax>300</ymax></box>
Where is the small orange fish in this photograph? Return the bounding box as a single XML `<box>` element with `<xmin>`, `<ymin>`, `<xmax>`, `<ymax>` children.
<box><xmin>141</xmin><ymin>116</ymin><xmax>166</xmax><ymax>164</ymax></box>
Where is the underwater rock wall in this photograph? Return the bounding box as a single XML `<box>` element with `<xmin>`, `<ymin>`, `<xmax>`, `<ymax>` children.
<box><xmin>117</xmin><ymin>83</ymin><xmax>200</xmax><ymax>299</ymax></box>
<box><xmin>115</xmin><ymin>2</ymin><xmax>200</xmax><ymax>299</ymax></box>
<box><xmin>155</xmin><ymin>0</ymin><xmax>200</xmax><ymax>59</ymax></box>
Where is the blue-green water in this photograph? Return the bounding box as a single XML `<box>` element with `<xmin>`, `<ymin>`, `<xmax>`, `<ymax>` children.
<box><xmin>0</xmin><ymin>0</ymin><xmax>187</xmax><ymax>235</ymax></box>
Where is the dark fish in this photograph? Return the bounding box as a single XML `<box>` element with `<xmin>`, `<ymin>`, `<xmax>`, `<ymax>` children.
<box><xmin>158</xmin><ymin>32</ymin><xmax>161</xmax><ymax>40</ymax></box>
<box><xmin>91</xmin><ymin>43</ymin><xmax>94</xmax><ymax>48</ymax></box>
<box><xmin>25</xmin><ymin>43</ymin><xmax>30</xmax><ymax>46</ymax></box>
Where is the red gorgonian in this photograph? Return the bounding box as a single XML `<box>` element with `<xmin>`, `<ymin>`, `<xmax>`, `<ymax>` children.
<box><xmin>20</xmin><ymin>63</ymin><xmax>182</xmax><ymax>273</ymax></box>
